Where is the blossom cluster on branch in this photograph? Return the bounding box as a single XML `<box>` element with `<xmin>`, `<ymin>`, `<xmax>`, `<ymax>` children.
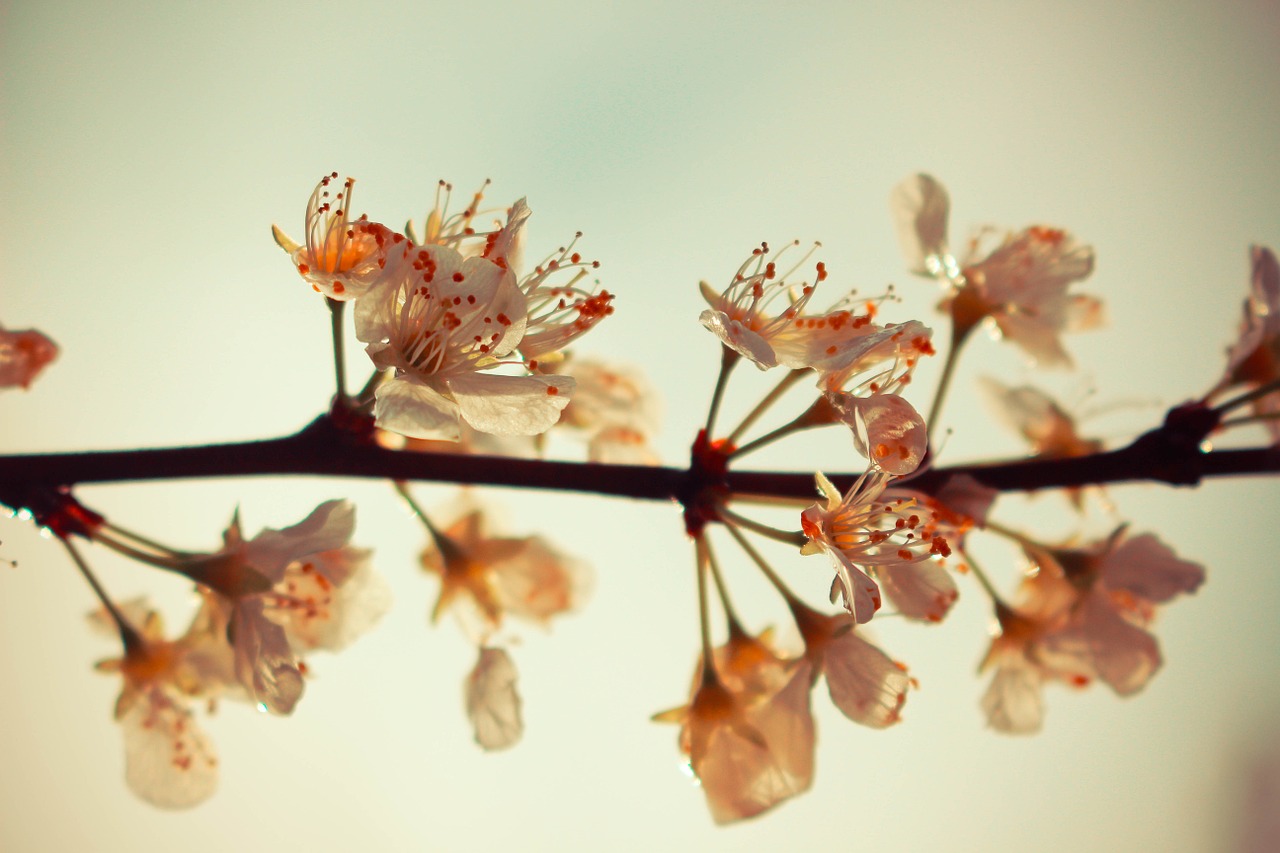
<box><xmin>1</xmin><ymin>171</ymin><xmax>1277</xmax><ymax>821</ymax></box>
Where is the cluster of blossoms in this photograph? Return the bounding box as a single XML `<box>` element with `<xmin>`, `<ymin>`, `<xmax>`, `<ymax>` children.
<box><xmin>79</xmin><ymin>500</ymin><xmax>389</xmax><ymax>807</ymax></box>
<box><xmin>4</xmin><ymin>170</ymin><xmax>1277</xmax><ymax>824</ymax></box>
<box><xmin>273</xmin><ymin>173</ymin><xmax>616</xmax><ymax>443</ymax></box>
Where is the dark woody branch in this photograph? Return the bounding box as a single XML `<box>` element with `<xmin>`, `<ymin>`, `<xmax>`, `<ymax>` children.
<box><xmin>1</xmin><ymin>402</ymin><xmax>1276</xmax><ymax>512</ymax></box>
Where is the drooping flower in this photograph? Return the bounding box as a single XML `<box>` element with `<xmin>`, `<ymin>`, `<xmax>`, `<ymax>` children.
<box><xmin>978</xmin><ymin>571</ymin><xmax>1087</xmax><ymax>735</ymax></box>
<box><xmin>355</xmin><ymin>242</ymin><xmax>573</xmax><ymax>441</ymax></box>
<box><xmin>272</xmin><ymin>173</ymin><xmax>407</xmax><ymax>301</ymax></box>
<box><xmin>979</xmin><ymin>529</ymin><xmax>1204</xmax><ymax>733</ymax></box>
<box><xmin>0</xmin><ymin>326</ymin><xmax>58</xmax><ymax>389</ymax></box>
<box><xmin>177</xmin><ymin>500</ymin><xmax>386</xmax><ymax>715</ymax></box>
<box><xmin>89</xmin><ymin>601</ymin><xmax>220</xmax><ymax>809</ymax></box>
<box><xmin>1026</xmin><ymin>528</ymin><xmax>1204</xmax><ymax>696</ymax></box>
<box><xmin>800</xmin><ymin>471</ymin><xmax>951</xmax><ymax>623</ymax></box>
<box><xmin>653</xmin><ymin>627</ymin><xmax>815</xmax><ymax>824</ymax></box>
<box><xmin>890</xmin><ymin>173</ymin><xmax>1101</xmax><ymax>367</ymax></box>
<box><xmin>464</xmin><ymin>646</ymin><xmax>524</xmax><ymax>751</ymax></box>
<box><xmin>419</xmin><ymin>499</ymin><xmax>591</xmax><ymax>643</ymax></box>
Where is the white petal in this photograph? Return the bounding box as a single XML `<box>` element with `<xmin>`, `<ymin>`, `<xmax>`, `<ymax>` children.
<box><xmin>879</xmin><ymin>560</ymin><xmax>958</xmax><ymax>623</ymax></box>
<box><xmin>823</xmin><ymin>630</ymin><xmax>910</xmax><ymax>728</ymax></box>
<box><xmin>465</xmin><ymin>647</ymin><xmax>523</xmax><ymax>751</ymax></box>
<box><xmin>981</xmin><ymin>660</ymin><xmax>1044</xmax><ymax>734</ymax></box>
<box><xmin>1101</xmin><ymin>533</ymin><xmax>1205</xmax><ymax>603</ymax></box>
<box><xmin>833</xmin><ymin>392</ymin><xmax>928</xmax><ymax>474</ymax></box>
<box><xmin>119</xmin><ymin>688</ymin><xmax>218</xmax><ymax>809</ymax></box>
<box><xmin>448</xmin><ymin>373</ymin><xmax>573</xmax><ymax>435</ymax></box>
<box><xmin>699</xmin><ymin>310</ymin><xmax>778</xmax><ymax>370</ymax></box>
<box><xmin>828</xmin><ymin>550</ymin><xmax>882</xmax><ymax>624</ymax></box>
<box><xmin>231</xmin><ymin>600</ymin><xmax>304</xmax><ymax>715</ymax></box>
<box><xmin>889</xmin><ymin>173</ymin><xmax>951</xmax><ymax>275</ymax></box>
<box><xmin>374</xmin><ymin>377</ymin><xmax>462</xmax><ymax>441</ymax></box>
<box><xmin>246</xmin><ymin>500</ymin><xmax>355</xmax><ymax>581</ymax></box>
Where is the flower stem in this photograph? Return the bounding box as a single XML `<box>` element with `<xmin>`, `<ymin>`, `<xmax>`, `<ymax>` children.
<box><xmin>694</xmin><ymin>535</ymin><xmax>717</xmax><ymax>685</ymax></box>
<box><xmin>1211</xmin><ymin>377</ymin><xmax>1280</xmax><ymax>417</ymax></box>
<box><xmin>729</xmin><ymin>394</ymin><xmax>838</xmax><ymax>460</ymax></box>
<box><xmin>62</xmin><ymin>536</ymin><xmax>142</xmax><ymax>652</ymax></box>
<box><xmin>716</xmin><ymin>503</ymin><xmax>807</xmax><ymax>547</ymax></box>
<box><xmin>722</xmin><ymin>521</ymin><xmax>801</xmax><ymax>607</ymax></box>
<box><xmin>927</xmin><ymin>318</ymin><xmax>976</xmax><ymax>442</ymax></box>
<box><xmin>327</xmin><ymin>297</ymin><xmax>348</xmax><ymax>402</ymax></box>
<box><xmin>725</xmin><ymin>368</ymin><xmax>807</xmax><ymax>447</ymax></box>
<box><xmin>702</xmin><ymin>534</ymin><xmax>744</xmax><ymax>636</ymax></box>
<box><xmin>703</xmin><ymin>346</ymin><xmax>741</xmax><ymax>438</ymax></box>
<box><xmin>960</xmin><ymin>547</ymin><xmax>1005</xmax><ymax>605</ymax></box>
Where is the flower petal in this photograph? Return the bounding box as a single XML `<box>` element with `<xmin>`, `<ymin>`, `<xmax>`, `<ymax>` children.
<box><xmin>374</xmin><ymin>377</ymin><xmax>462</xmax><ymax>441</ymax></box>
<box><xmin>823</xmin><ymin>629</ymin><xmax>910</xmax><ymax>728</ymax></box>
<box><xmin>119</xmin><ymin>688</ymin><xmax>218</xmax><ymax>809</ymax></box>
<box><xmin>448</xmin><ymin>373</ymin><xmax>573</xmax><ymax>436</ymax></box>
<box><xmin>464</xmin><ymin>646</ymin><xmax>524</xmax><ymax>751</ymax></box>
<box><xmin>890</xmin><ymin>173</ymin><xmax>951</xmax><ymax>275</ymax></box>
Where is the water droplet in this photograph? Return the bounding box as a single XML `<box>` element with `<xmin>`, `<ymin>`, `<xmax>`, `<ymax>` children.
<box><xmin>256</xmin><ymin>702</ymin><xmax>268</xmax><ymax>713</ymax></box>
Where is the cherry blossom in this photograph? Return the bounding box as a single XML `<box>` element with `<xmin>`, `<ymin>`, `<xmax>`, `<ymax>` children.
<box><xmin>800</xmin><ymin>472</ymin><xmax>951</xmax><ymax>623</ymax></box>
<box><xmin>0</xmin><ymin>326</ymin><xmax>58</xmax><ymax>390</ymax></box>
<box><xmin>700</xmin><ymin>241</ymin><xmax>874</xmax><ymax>371</ymax></box>
<box><xmin>272</xmin><ymin>173</ymin><xmax>408</xmax><ymax>301</ymax></box>
<box><xmin>981</xmin><ymin>378</ymin><xmax>1102</xmax><ymax>509</ymax></box>
<box><xmin>654</xmin><ymin>628</ymin><xmax>815</xmax><ymax>824</ymax></box>
<box><xmin>980</xmin><ymin>529</ymin><xmax>1203</xmax><ymax>733</ymax></box>
<box><xmin>90</xmin><ymin>602</ymin><xmax>220</xmax><ymax>809</ymax></box>
<box><xmin>419</xmin><ymin>499</ymin><xmax>591</xmax><ymax>643</ymax></box>
<box><xmin>464</xmin><ymin>646</ymin><xmax>524</xmax><ymax>751</ymax></box>
<box><xmin>355</xmin><ymin>242</ymin><xmax>574</xmax><ymax>440</ymax></box>
<box><xmin>175</xmin><ymin>500</ymin><xmax>384</xmax><ymax>715</ymax></box>
<box><xmin>551</xmin><ymin>356</ymin><xmax>662</xmax><ymax>464</ymax></box>
<box><xmin>890</xmin><ymin>173</ymin><xmax>1101</xmax><ymax>367</ymax></box>
<box><xmin>1026</xmin><ymin>529</ymin><xmax>1204</xmax><ymax>696</ymax></box>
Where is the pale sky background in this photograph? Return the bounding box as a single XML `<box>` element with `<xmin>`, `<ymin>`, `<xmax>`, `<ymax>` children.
<box><xmin>3</xmin><ymin>1</ymin><xmax>1280</xmax><ymax>851</ymax></box>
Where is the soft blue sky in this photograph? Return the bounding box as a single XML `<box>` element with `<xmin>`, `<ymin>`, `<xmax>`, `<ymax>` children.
<box><xmin>2</xmin><ymin>2</ymin><xmax>1278</xmax><ymax>851</ymax></box>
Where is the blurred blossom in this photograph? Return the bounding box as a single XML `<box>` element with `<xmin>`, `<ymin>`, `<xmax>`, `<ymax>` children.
<box><xmin>0</xmin><ymin>326</ymin><xmax>58</xmax><ymax>390</ymax></box>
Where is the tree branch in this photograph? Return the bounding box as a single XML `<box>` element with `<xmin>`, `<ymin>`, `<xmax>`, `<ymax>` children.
<box><xmin>1</xmin><ymin>409</ymin><xmax>1277</xmax><ymax>512</ymax></box>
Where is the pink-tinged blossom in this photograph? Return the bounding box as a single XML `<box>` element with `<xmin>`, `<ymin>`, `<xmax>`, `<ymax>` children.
<box><xmin>700</xmin><ymin>241</ymin><xmax>880</xmax><ymax>371</ymax></box>
<box><xmin>90</xmin><ymin>603</ymin><xmax>219</xmax><ymax>809</ymax></box>
<box><xmin>1027</xmin><ymin>529</ymin><xmax>1204</xmax><ymax>696</ymax></box>
<box><xmin>654</xmin><ymin>628</ymin><xmax>815</xmax><ymax>824</ymax></box>
<box><xmin>979</xmin><ymin>574</ymin><xmax>1087</xmax><ymax>735</ymax></box>
<box><xmin>553</xmin><ymin>356</ymin><xmax>662</xmax><ymax>464</ymax></box>
<box><xmin>814</xmin><ymin>320</ymin><xmax>936</xmax><ymax>398</ymax></box>
<box><xmin>272</xmin><ymin>173</ymin><xmax>407</xmax><ymax>301</ymax></box>
<box><xmin>419</xmin><ymin>501</ymin><xmax>591</xmax><ymax>643</ymax></box>
<box><xmin>0</xmin><ymin>326</ymin><xmax>58</xmax><ymax>390</ymax></box>
<box><xmin>355</xmin><ymin>243</ymin><xmax>573</xmax><ymax>441</ymax></box>
<box><xmin>1215</xmin><ymin>245</ymin><xmax>1280</xmax><ymax>441</ymax></box>
<box><xmin>980</xmin><ymin>530</ymin><xmax>1203</xmax><ymax>733</ymax></box>
<box><xmin>890</xmin><ymin>173</ymin><xmax>1101</xmax><ymax>367</ymax></box>
<box><xmin>800</xmin><ymin>472</ymin><xmax>952</xmax><ymax>623</ymax></box>
<box><xmin>464</xmin><ymin>646</ymin><xmax>524</xmax><ymax>751</ymax></box>
<box><xmin>177</xmin><ymin>500</ymin><xmax>384</xmax><ymax>715</ymax></box>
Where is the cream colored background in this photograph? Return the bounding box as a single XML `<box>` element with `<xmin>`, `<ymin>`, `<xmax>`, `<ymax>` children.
<box><xmin>2</xmin><ymin>1</ymin><xmax>1279</xmax><ymax>851</ymax></box>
